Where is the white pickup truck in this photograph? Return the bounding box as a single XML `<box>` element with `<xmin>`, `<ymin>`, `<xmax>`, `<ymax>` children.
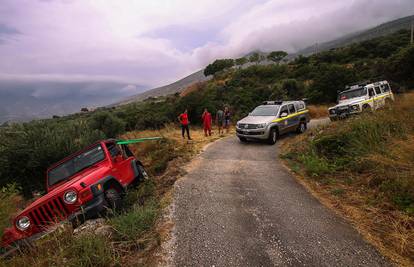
<box><xmin>328</xmin><ymin>80</ymin><xmax>394</xmax><ymax>120</ymax></box>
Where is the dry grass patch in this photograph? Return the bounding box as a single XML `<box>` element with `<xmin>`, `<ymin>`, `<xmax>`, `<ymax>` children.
<box><xmin>282</xmin><ymin>93</ymin><xmax>414</xmax><ymax>266</ymax></box>
<box><xmin>307</xmin><ymin>104</ymin><xmax>330</xmax><ymax>119</ymax></box>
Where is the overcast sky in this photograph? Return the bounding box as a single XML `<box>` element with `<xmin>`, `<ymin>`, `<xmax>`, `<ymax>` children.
<box><xmin>0</xmin><ymin>0</ymin><xmax>413</xmax><ymax>93</ymax></box>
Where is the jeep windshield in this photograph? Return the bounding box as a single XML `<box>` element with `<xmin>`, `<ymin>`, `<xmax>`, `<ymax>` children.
<box><xmin>48</xmin><ymin>145</ymin><xmax>105</xmax><ymax>186</ymax></box>
<box><xmin>339</xmin><ymin>87</ymin><xmax>367</xmax><ymax>101</ymax></box>
<box><xmin>250</xmin><ymin>105</ymin><xmax>280</xmax><ymax>116</ymax></box>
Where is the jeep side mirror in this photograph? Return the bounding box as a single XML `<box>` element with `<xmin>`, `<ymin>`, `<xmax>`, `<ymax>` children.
<box><xmin>113</xmin><ymin>154</ymin><xmax>123</xmax><ymax>163</ymax></box>
<box><xmin>280</xmin><ymin>112</ymin><xmax>288</xmax><ymax>118</ymax></box>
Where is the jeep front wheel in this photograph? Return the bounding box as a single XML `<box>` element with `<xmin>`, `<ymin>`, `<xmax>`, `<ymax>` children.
<box><xmin>138</xmin><ymin>164</ymin><xmax>149</xmax><ymax>180</ymax></box>
<box><xmin>238</xmin><ymin>136</ymin><xmax>247</xmax><ymax>143</ymax></box>
<box><xmin>268</xmin><ymin>128</ymin><xmax>277</xmax><ymax>145</ymax></box>
<box><xmin>104</xmin><ymin>188</ymin><xmax>122</xmax><ymax>213</ymax></box>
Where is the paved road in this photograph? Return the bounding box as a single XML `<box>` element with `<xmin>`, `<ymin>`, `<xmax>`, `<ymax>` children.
<box><xmin>171</xmin><ymin>119</ymin><xmax>389</xmax><ymax>266</ymax></box>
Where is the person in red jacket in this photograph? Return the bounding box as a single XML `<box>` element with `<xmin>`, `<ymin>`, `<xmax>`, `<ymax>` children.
<box><xmin>202</xmin><ymin>108</ymin><xmax>212</xmax><ymax>136</ymax></box>
<box><xmin>178</xmin><ymin>109</ymin><xmax>191</xmax><ymax>140</ymax></box>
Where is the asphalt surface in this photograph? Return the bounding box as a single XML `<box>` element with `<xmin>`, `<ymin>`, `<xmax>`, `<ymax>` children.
<box><xmin>172</xmin><ymin>119</ymin><xmax>390</xmax><ymax>267</ymax></box>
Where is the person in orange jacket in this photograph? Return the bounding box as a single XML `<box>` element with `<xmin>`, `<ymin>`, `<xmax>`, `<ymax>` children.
<box><xmin>202</xmin><ymin>108</ymin><xmax>212</xmax><ymax>137</ymax></box>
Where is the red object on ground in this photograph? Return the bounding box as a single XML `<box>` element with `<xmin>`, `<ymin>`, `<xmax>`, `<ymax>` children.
<box><xmin>1</xmin><ymin>139</ymin><xmax>146</xmax><ymax>248</ymax></box>
<box><xmin>180</xmin><ymin>113</ymin><xmax>189</xmax><ymax>125</ymax></box>
<box><xmin>202</xmin><ymin>111</ymin><xmax>212</xmax><ymax>136</ymax></box>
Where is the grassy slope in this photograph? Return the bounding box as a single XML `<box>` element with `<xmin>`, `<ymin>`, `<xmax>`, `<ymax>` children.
<box><xmin>0</xmin><ymin>127</ymin><xmax>231</xmax><ymax>266</ymax></box>
<box><xmin>282</xmin><ymin>93</ymin><xmax>414</xmax><ymax>266</ymax></box>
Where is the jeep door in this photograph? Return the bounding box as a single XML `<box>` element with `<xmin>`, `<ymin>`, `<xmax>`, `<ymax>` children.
<box><xmin>106</xmin><ymin>142</ymin><xmax>135</xmax><ymax>187</ymax></box>
<box><xmin>287</xmin><ymin>104</ymin><xmax>299</xmax><ymax>132</ymax></box>
<box><xmin>278</xmin><ymin>105</ymin><xmax>289</xmax><ymax>134</ymax></box>
<box><xmin>368</xmin><ymin>88</ymin><xmax>375</xmax><ymax>108</ymax></box>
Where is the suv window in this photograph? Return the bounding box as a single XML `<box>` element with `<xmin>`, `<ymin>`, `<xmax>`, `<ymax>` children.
<box><xmin>368</xmin><ymin>88</ymin><xmax>375</xmax><ymax>97</ymax></box>
<box><xmin>374</xmin><ymin>86</ymin><xmax>381</xmax><ymax>95</ymax></box>
<box><xmin>288</xmin><ymin>104</ymin><xmax>295</xmax><ymax>114</ymax></box>
<box><xmin>279</xmin><ymin>105</ymin><xmax>288</xmax><ymax>117</ymax></box>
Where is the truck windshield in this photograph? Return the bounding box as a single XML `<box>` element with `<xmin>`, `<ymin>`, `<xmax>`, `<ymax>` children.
<box><xmin>48</xmin><ymin>145</ymin><xmax>105</xmax><ymax>186</ymax></box>
<box><xmin>339</xmin><ymin>87</ymin><xmax>367</xmax><ymax>101</ymax></box>
<box><xmin>250</xmin><ymin>105</ymin><xmax>280</xmax><ymax>116</ymax></box>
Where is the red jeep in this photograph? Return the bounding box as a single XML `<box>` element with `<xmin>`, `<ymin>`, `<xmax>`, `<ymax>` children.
<box><xmin>1</xmin><ymin>139</ymin><xmax>148</xmax><ymax>248</ymax></box>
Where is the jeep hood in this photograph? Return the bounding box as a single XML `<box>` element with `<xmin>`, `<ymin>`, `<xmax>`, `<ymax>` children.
<box><xmin>331</xmin><ymin>96</ymin><xmax>366</xmax><ymax>109</ymax></box>
<box><xmin>238</xmin><ymin>116</ymin><xmax>275</xmax><ymax>124</ymax></box>
<box><xmin>19</xmin><ymin>165</ymin><xmax>110</xmax><ymax>216</ymax></box>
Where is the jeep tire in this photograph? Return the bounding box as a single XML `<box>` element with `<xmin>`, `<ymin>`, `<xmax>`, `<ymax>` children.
<box><xmin>238</xmin><ymin>136</ymin><xmax>247</xmax><ymax>143</ymax></box>
<box><xmin>138</xmin><ymin>163</ymin><xmax>149</xmax><ymax>180</ymax></box>
<box><xmin>268</xmin><ymin>128</ymin><xmax>277</xmax><ymax>145</ymax></box>
<box><xmin>104</xmin><ymin>188</ymin><xmax>122</xmax><ymax>213</ymax></box>
<box><xmin>296</xmin><ymin>121</ymin><xmax>307</xmax><ymax>134</ymax></box>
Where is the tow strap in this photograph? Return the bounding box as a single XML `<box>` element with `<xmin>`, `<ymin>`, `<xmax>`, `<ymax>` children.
<box><xmin>116</xmin><ymin>137</ymin><xmax>162</xmax><ymax>145</ymax></box>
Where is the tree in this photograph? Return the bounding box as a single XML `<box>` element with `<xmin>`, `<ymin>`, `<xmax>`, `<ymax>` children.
<box><xmin>89</xmin><ymin>111</ymin><xmax>126</xmax><ymax>138</ymax></box>
<box><xmin>249</xmin><ymin>52</ymin><xmax>260</xmax><ymax>64</ymax></box>
<box><xmin>235</xmin><ymin>57</ymin><xmax>247</xmax><ymax>67</ymax></box>
<box><xmin>204</xmin><ymin>59</ymin><xmax>234</xmax><ymax>76</ymax></box>
<box><xmin>267</xmin><ymin>51</ymin><xmax>288</xmax><ymax>64</ymax></box>
<box><xmin>306</xmin><ymin>64</ymin><xmax>356</xmax><ymax>103</ymax></box>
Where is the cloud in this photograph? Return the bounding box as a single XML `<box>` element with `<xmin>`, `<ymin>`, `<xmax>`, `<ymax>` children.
<box><xmin>0</xmin><ymin>0</ymin><xmax>413</xmax><ymax>91</ymax></box>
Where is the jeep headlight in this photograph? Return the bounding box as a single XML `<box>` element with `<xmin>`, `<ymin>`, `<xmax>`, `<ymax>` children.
<box><xmin>329</xmin><ymin>109</ymin><xmax>335</xmax><ymax>114</ymax></box>
<box><xmin>16</xmin><ymin>216</ymin><xmax>30</xmax><ymax>231</ymax></box>
<box><xmin>63</xmin><ymin>190</ymin><xmax>77</xmax><ymax>204</ymax></box>
<box><xmin>257</xmin><ymin>123</ymin><xmax>267</xmax><ymax>129</ymax></box>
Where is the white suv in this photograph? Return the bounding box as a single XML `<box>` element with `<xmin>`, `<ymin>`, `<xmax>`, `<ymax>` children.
<box><xmin>328</xmin><ymin>80</ymin><xmax>394</xmax><ymax>120</ymax></box>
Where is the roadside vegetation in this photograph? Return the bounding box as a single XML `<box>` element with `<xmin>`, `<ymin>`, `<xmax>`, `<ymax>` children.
<box><xmin>282</xmin><ymin>93</ymin><xmax>414</xmax><ymax>266</ymax></box>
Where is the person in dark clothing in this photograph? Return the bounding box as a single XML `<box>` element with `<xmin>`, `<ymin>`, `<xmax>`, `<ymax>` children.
<box><xmin>224</xmin><ymin>106</ymin><xmax>231</xmax><ymax>133</ymax></box>
<box><xmin>216</xmin><ymin>108</ymin><xmax>224</xmax><ymax>135</ymax></box>
<box><xmin>178</xmin><ymin>109</ymin><xmax>191</xmax><ymax>140</ymax></box>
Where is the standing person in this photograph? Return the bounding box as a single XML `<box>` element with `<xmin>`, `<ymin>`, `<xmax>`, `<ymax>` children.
<box><xmin>202</xmin><ymin>108</ymin><xmax>212</xmax><ymax>137</ymax></box>
<box><xmin>178</xmin><ymin>109</ymin><xmax>191</xmax><ymax>140</ymax></box>
<box><xmin>216</xmin><ymin>108</ymin><xmax>224</xmax><ymax>135</ymax></box>
<box><xmin>224</xmin><ymin>106</ymin><xmax>231</xmax><ymax>133</ymax></box>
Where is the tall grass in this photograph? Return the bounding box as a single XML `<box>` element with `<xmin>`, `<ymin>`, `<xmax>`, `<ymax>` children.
<box><xmin>283</xmin><ymin>93</ymin><xmax>414</xmax><ymax>265</ymax></box>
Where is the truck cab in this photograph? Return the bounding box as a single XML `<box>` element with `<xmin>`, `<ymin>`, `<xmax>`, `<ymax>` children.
<box><xmin>1</xmin><ymin>139</ymin><xmax>147</xmax><ymax>248</ymax></box>
<box><xmin>328</xmin><ymin>80</ymin><xmax>394</xmax><ymax>120</ymax></box>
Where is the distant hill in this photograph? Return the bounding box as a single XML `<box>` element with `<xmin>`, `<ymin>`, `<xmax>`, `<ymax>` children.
<box><xmin>115</xmin><ymin>69</ymin><xmax>210</xmax><ymax>106</ymax></box>
<box><xmin>113</xmin><ymin>15</ymin><xmax>414</xmax><ymax>107</ymax></box>
<box><xmin>296</xmin><ymin>15</ymin><xmax>414</xmax><ymax>56</ymax></box>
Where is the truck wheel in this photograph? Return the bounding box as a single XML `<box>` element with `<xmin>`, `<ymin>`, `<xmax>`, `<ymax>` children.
<box><xmin>267</xmin><ymin>128</ymin><xmax>277</xmax><ymax>145</ymax></box>
<box><xmin>296</xmin><ymin>121</ymin><xmax>307</xmax><ymax>134</ymax></box>
<box><xmin>362</xmin><ymin>104</ymin><xmax>371</xmax><ymax>113</ymax></box>
<box><xmin>238</xmin><ymin>136</ymin><xmax>247</xmax><ymax>143</ymax></box>
<box><xmin>104</xmin><ymin>188</ymin><xmax>122</xmax><ymax>213</ymax></box>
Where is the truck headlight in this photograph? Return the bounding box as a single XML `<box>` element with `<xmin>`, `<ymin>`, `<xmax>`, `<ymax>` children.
<box><xmin>329</xmin><ymin>109</ymin><xmax>335</xmax><ymax>114</ymax></box>
<box><xmin>257</xmin><ymin>123</ymin><xmax>267</xmax><ymax>129</ymax></box>
<box><xmin>16</xmin><ymin>216</ymin><xmax>30</xmax><ymax>231</ymax></box>
<box><xmin>63</xmin><ymin>190</ymin><xmax>78</xmax><ymax>204</ymax></box>
<box><xmin>351</xmin><ymin>105</ymin><xmax>359</xmax><ymax>111</ymax></box>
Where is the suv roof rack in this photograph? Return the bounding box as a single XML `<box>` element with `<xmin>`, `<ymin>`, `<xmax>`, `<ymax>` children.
<box><xmin>262</xmin><ymin>100</ymin><xmax>284</xmax><ymax>105</ymax></box>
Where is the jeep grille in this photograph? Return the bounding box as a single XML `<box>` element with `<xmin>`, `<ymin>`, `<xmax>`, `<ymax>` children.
<box><xmin>28</xmin><ymin>196</ymin><xmax>70</xmax><ymax>228</ymax></box>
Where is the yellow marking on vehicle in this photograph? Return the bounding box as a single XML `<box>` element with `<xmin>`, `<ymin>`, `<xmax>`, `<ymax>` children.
<box><xmin>272</xmin><ymin>109</ymin><xmax>309</xmax><ymax>123</ymax></box>
<box><xmin>361</xmin><ymin>93</ymin><xmax>392</xmax><ymax>104</ymax></box>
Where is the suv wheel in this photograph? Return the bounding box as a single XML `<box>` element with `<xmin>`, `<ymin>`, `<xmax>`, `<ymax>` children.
<box><xmin>238</xmin><ymin>136</ymin><xmax>247</xmax><ymax>143</ymax></box>
<box><xmin>268</xmin><ymin>128</ymin><xmax>277</xmax><ymax>145</ymax></box>
<box><xmin>297</xmin><ymin>122</ymin><xmax>307</xmax><ymax>134</ymax></box>
<box><xmin>104</xmin><ymin>188</ymin><xmax>122</xmax><ymax>213</ymax></box>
